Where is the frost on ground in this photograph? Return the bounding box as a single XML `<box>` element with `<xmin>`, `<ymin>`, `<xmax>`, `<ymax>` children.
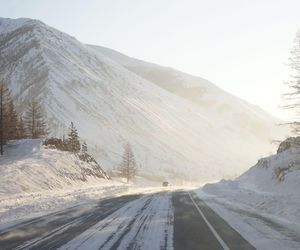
<box><xmin>0</xmin><ymin>139</ymin><xmax>128</xmax><ymax>228</ymax></box>
<box><xmin>197</xmin><ymin>137</ymin><xmax>300</xmax><ymax>249</ymax></box>
<box><xmin>60</xmin><ymin>191</ymin><xmax>173</xmax><ymax>250</ymax></box>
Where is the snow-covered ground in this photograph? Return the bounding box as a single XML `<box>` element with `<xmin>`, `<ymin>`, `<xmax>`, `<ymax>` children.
<box><xmin>0</xmin><ymin>139</ymin><xmax>109</xmax><ymax>196</ymax></box>
<box><xmin>0</xmin><ymin>139</ymin><xmax>123</xmax><ymax>228</ymax></box>
<box><xmin>0</xmin><ymin>139</ymin><xmax>177</xmax><ymax>232</ymax></box>
<box><xmin>197</xmin><ymin>137</ymin><xmax>300</xmax><ymax>249</ymax></box>
<box><xmin>60</xmin><ymin>191</ymin><xmax>173</xmax><ymax>250</ymax></box>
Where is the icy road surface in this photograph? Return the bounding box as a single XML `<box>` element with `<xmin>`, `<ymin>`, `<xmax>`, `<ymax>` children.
<box><xmin>0</xmin><ymin>189</ymin><xmax>255</xmax><ymax>250</ymax></box>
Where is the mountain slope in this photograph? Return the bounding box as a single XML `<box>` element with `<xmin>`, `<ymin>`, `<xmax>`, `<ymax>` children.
<box><xmin>0</xmin><ymin>17</ymin><xmax>287</xmax><ymax>182</ymax></box>
<box><xmin>89</xmin><ymin>45</ymin><xmax>281</xmax><ymax>142</ymax></box>
<box><xmin>0</xmin><ymin>139</ymin><xmax>109</xmax><ymax>196</ymax></box>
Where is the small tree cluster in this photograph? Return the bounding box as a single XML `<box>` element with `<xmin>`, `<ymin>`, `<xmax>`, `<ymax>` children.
<box><xmin>44</xmin><ymin>122</ymin><xmax>81</xmax><ymax>152</ymax></box>
<box><xmin>118</xmin><ymin>143</ymin><xmax>137</xmax><ymax>183</ymax></box>
<box><xmin>44</xmin><ymin>122</ymin><xmax>101</xmax><ymax>164</ymax></box>
<box><xmin>0</xmin><ymin>82</ymin><xmax>27</xmax><ymax>155</ymax></box>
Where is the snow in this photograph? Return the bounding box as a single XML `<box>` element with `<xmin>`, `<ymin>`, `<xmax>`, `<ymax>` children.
<box><xmin>0</xmin><ymin>139</ymin><xmax>109</xmax><ymax>196</ymax></box>
<box><xmin>0</xmin><ymin>139</ymin><xmax>126</xmax><ymax>227</ymax></box>
<box><xmin>59</xmin><ymin>191</ymin><xmax>173</xmax><ymax>250</ymax></box>
<box><xmin>0</xmin><ymin>17</ymin><xmax>289</xmax><ymax>182</ymax></box>
<box><xmin>197</xmin><ymin>138</ymin><xmax>300</xmax><ymax>249</ymax></box>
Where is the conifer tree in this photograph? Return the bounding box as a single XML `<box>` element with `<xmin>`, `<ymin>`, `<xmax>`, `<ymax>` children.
<box><xmin>82</xmin><ymin>141</ymin><xmax>88</xmax><ymax>154</ymax></box>
<box><xmin>119</xmin><ymin>143</ymin><xmax>137</xmax><ymax>183</ymax></box>
<box><xmin>24</xmin><ymin>100</ymin><xmax>48</xmax><ymax>139</ymax></box>
<box><xmin>79</xmin><ymin>141</ymin><xmax>89</xmax><ymax>161</ymax></box>
<box><xmin>67</xmin><ymin>122</ymin><xmax>80</xmax><ymax>152</ymax></box>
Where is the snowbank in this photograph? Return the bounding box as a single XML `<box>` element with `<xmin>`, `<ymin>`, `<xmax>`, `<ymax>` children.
<box><xmin>202</xmin><ymin>138</ymin><xmax>300</xmax><ymax>222</ymax></box>
<box><xmin>0</xmin><ymin>139</ymin><xmax>131</xmax><ymax>226</ymax></box>
<box><xmin>0</xmin><ymin>139</ymin><xmax>110</xmax><ymax>196</ymax></box>
<box><xmin>198</xmin><ymin>137</ymin><xmax>300</xmax><ymax>249</ymax></box>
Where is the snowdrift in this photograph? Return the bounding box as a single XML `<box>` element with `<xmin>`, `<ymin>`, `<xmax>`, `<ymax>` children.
<box><xmin>203</xmin><ymin>137</ymin><xmax>300</xmax><ymax>223</ymax></box>
<box><xmin>0</xmin><ymin>139</ymin><xmax>109</xmax><ymax>196</ymax></box>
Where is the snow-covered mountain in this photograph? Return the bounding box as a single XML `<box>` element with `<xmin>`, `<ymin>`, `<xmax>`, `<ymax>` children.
<box><xmin>0</xmin><ymin>17</ymin><xmax>287</xmax><ymax>182</ymax></box>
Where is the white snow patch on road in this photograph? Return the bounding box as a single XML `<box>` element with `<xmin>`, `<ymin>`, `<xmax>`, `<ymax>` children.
<box><xmin>60</xmin><ymin>191</ymin><xmax>173</xmax><ymax>250</ymax></box>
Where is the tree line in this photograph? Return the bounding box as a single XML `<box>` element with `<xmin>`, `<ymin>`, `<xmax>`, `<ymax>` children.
<box><xmin>0</xmin><ymin>81</ymin><xmax>138</xmax><ymax>182</ymax></box>
<box><xmin>0</xmin><ymin>81</ymin><xmax>48</xmax><ymax>155</ymax></box>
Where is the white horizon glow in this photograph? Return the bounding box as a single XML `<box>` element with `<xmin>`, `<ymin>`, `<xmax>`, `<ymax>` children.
<box><xmin>1</xmin><ymin>0</ymin><xmax>300</xmax><ymax>119</ymax></box>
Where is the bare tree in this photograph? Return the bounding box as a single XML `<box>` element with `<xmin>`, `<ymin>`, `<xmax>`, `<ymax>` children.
<box><xmin>119</xmin><ymin>143</ymin><xmax>137</xmax><ymax>183</ymax></box>
<box><xmin>6</xmin><ymin>100</ymin><xmax>18</xmax><ymax>140</ymax></box>
<box><xmin>0</xmin><ymin>82</ymin><xmax>11</xmax><ymax>155</ymax></box>
<box><xmin>24</xmin><ymin>100</ymin><xmax>48</xmax><ymax>139</ymax></box>
<box><xmin>17</xmin><ymin>115</ymin><xmax>27</xmax><ymax>139</ymax></box>
<box><xmin>282</xmin><ymin>31</ymin><xmax>300</xmax><ymax>133</ymax></box>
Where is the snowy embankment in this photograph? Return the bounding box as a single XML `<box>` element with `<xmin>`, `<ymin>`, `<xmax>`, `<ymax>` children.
<box><xmin>198</xmin><ymin>137</ymin><xmax>300</xmax><ymax>249</ymax></box>
<box><xmin>0</xmin><ymin>140</ymin><xmax>128</xmax><ymax>227</ymax></box>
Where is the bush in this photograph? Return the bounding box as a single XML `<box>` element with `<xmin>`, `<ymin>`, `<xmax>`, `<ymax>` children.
<box><xmin>43</xmin><ymin>138</ymin><xmax>69</xmax><ymax>151</ymax></box>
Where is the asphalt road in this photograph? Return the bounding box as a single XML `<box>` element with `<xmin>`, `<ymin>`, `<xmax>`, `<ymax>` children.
<box><xmin>0</xmin><ymin>190</ymin><xmax>256</xmax><ymax>250</ymax></box>
<box><xmin>172</xmin><ymin>191</ymin><xmax>255</xmax><ymax>250</ymax></box>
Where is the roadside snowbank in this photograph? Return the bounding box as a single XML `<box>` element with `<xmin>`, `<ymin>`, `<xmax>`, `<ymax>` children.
<box><xmin>198</xmin><ymin>137</ymin><xmax>300</xmax><ymax>249</ymax></box>
<box><xmin>0</xmin><ymin>139</ymin><xmax>127</xmax><ymax>227</ymax></box>
<box><xmin>0</xmin><ymin>139</ymin><xmax>109</xmax><ymax>196</ymax></box>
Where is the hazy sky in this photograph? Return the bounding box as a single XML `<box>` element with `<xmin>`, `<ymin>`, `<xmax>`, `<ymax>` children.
<box><xmin>1</xmin><ymin>0</ymin><xmax>300</xmax><ymax>119</ymax></box>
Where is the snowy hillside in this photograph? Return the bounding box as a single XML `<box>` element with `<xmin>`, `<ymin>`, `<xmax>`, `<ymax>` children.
<box><xmin>202</xmin><ymin>137</ymin><xmax>300</xmax><ymax>225</ymax></box>
<box><xmin>0</xmin><ymin>17</ymin><xmax>287</xmax><ymax>182</ymax></box>
<box><xmin>0</xmin><ymin>139</ymin><xmax>108</xmax><ymax>196</ymax></box>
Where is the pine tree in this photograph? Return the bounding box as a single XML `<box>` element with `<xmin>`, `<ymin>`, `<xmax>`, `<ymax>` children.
<box><xmin>119</xmin><ymin>143</ymin><xmax>137</xmax><ymax>183</ymax></box>
<box><xmin>79</xmin><ymin>141</ymin><xmax>90</xmax><ymax>161</ymax></box>
<box><xmin>24</xmin><ymin>100</ymin><xmax>48</xmax><ymax>139</ymax></box>
<box><xmin>82</xmin><ymin>141</ymin><xmax>88</xmax><ymax>154</ymax></box>
<box><xmin>67</xmin><ymin>122</ymin><xmax>80</xmax><ymax>152</ymax></box>
<box><xmin>282</xmin><ymin>31</ymin><xmax>300</xmax><ymax>133</ymax></box>
<box><xmin>0</xmin><ymin>82</ymin><xmax>11</xmax><ymax>155</ymax></box>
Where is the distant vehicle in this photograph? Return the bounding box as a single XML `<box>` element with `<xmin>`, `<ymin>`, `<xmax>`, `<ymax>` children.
<box><xmin>162</xmin><ymin>181</ymin><xmax>169</xmax><ymax>187</ymax></box>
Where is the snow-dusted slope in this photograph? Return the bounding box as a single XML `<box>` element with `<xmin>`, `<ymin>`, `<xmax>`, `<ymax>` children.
<box><xmin>198</xmin><ymin>138</ymin><xmax>300</xmax><ymax>249</ymax></box>
<box><xmin>89</xmin><ymin>44</ymin><xmax>278</xmax><ymax>141</ymax></box>
<box><xmin>0</xmin><ymin>17</ymin><xmax>287</xmax><ymax>182</ymax></box>
<box><xmin>202</xmin><ymin>137</ymin><xmax>300</xmax><ymax>224</ymax></box>
<box><xmin>0</xmin><ymin>139</ymin><xmax>109</xmax><ymax>196</ymax></box>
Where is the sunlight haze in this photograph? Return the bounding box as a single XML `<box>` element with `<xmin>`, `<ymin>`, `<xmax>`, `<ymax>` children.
<box><xmin>1</xmin><ymin>0</ymin><xmax>300</xmax><ymax>118</ymax></box>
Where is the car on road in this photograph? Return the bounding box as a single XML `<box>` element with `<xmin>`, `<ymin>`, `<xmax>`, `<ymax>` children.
<box><xmin>162</xmin><ymin>181</ymin><xmax>169</xmax><ymax>187</ymax></box>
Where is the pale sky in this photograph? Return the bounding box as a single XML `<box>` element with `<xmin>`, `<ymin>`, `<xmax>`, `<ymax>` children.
<box><xmin>1</xmin><ymin>0</ymin><xmax>300</xmax><ymax>119</ymax></box>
